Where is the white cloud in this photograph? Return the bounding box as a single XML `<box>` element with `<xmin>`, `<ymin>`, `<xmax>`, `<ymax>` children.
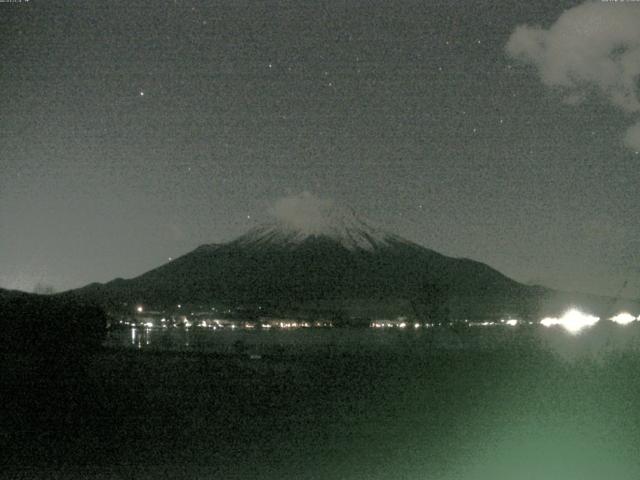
<box><xmin>506</xmin><ymin>1</ymin><xmax>640</xmax><ymax>150</ymax></box>
<box><xmin>623</xmin><ymin>120</ymin><xmax>640</xmax><ymax>151</ymax></box>
<box><xmin>269</xmin><ymin>191</ymin><xmax>337</xmax><ymax>233</ymax></box>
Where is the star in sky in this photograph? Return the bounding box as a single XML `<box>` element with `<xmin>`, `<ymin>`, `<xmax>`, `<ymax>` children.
<box><xmin>2</xmin><ymin>0</ymin><xmax>639</xmax><ymax>298</ymax></box>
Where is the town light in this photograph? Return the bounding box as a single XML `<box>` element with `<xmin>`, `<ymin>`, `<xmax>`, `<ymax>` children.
<box><xmin>540</xmin><ymin>308</ymin><xmax>599</xmax><ymax>334</ymax></box>
<box><xmin>610</xmin><ymin>312</ymin><xmax>636</xmax><ymax>325</ymax></box>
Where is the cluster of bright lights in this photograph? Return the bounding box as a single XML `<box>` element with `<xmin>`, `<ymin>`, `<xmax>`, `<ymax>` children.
<box><xmin>371</xmin><ymin>322</ymin><xmax>390</xmax><ymax>328</ymax></box>
<box><xmin>196</xmin><ymin>319</ymin><xmax>227</xmax><ymax>329</ymax></box>
<box><xmin>540</xmin><ymin>308</ymin><xmax>600</xmax><ymax>334</ymax></box>
<box><xmin>371</xmin><ymin>321</ymin><xmax>436</xmax><ymax>329</ymax></box>
<box><xmin>468</xmin><ymin>321</ymin><xmax>497</xmax><ymax>327</ymax></box>
<box><xmin>276</xmin><ymin>321</ymin><xmax>311</xmax><ymax>328</ymax></box>
<box><xmin>370</xmin><ymin>321</ymin><xmax>408</xmax><ymax>329</ymax></box>
<box><xmin>609</xmin><ymin>312</ymin><xmax>637</xmax><ymax>325</ymax></box>
<box><xmin>127</xmin><ymin>317</ymin><xmax>331</xmax><ymax>330</ymax></box>
<box><xmin>127</xmin><ymin>307</ymin><xmax>638</xmax><ymax>334</ymax></box>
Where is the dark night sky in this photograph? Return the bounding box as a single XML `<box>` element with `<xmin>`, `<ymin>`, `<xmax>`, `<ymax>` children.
<box><xmin>1</xmin><ymin>0</ymin><xmax>639</xmax><ymax>297</ymax></box>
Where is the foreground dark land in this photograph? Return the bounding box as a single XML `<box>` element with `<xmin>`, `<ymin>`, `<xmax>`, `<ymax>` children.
<box><xmin>3</xmin><ymin>330</ymin><xmax>640</xmax><ymax>479</ymax></box>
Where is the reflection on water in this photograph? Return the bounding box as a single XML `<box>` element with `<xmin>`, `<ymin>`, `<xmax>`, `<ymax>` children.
<box><xmin>11</xmin><ymin>316</ymin><xmax>640</xmax><ymax>480</ymax></box>
<box><xmin>107</xmin><ymin>321</ymin><xmax>640</xmax><ymax>359</ymax></box>
<box><xmin>109</xmin><ymin>324</ymin><xmax>491</xmax><ymax>355</ymax></box>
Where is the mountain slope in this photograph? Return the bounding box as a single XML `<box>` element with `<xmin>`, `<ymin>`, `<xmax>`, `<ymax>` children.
<box><xmin>61</xmin><ymin>202</ymin><xmax>637</xmax><ymax>320</ymax></box>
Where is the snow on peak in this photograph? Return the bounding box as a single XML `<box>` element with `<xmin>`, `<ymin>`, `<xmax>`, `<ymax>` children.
<box><xmin>236</xmin><ymin>192</ymin><xmax>401</xmax><ymax>251</ymax></box>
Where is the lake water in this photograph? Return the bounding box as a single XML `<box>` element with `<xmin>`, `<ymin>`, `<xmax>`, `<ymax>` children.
<box><xmin>105</xmin><ymin>322</ymin><xmax>640</xmax><ymax>359</ymax></box>
<box><xmin>8</xmin><ymin>323</ymin><xmax>640</xmax><ymax>479</ymax></box>
<box><xmin>106</xmin><ymin>325</ymin><xmax>484</xmax><ymax>355</ymax></box>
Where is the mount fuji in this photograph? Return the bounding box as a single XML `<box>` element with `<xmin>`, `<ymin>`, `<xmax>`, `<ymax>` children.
<box><xmin>62</xmin><ymin>195</ymin><xmax>636</xmax><ymax>321</ymax></box>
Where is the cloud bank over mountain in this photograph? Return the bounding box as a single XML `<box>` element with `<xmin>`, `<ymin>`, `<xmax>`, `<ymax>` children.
<box><xmin>268</xmin><ymin>192</ymin><xmax>338</xmax><ymax>235</ymax></box>
<box><xmin>506</xmin><ymin>1</ymin><xmax>640</xmax><ymax>151</ymax></box>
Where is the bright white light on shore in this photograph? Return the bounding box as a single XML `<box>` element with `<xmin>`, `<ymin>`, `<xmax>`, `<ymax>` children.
<box><xmin>540</xmin><ymin>309</ymin><xmax>599</xmax><ymax>334</ymax></box>
<box><xmin>540</xmin><ymin>318</ymin><xmax>556</xmax><ymax>327</ymax></box>
<box><xmin>610</xmin><ymin>312</ymin><xmax>636</xmax><ymax>325</ymax></box>
<box><xmin>136</xmin><ymin>306</ymin><xmax>143</xmax><ymax>313</ymax></box>
<box><xmin>505</xmin><ymin>319</ymin><xmax>518</xmax><ymax>327</ymax></box>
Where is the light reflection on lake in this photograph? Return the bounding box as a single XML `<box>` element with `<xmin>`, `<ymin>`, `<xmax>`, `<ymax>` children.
<box><xmin>109</xmin><ymin>325</ymin><xmax>494</xmax><ymax>355</ymax></box>
<box><xmin>105</xmin><ymin>322</ymin><xmax>640</xmax><ymax>358</ymax></box>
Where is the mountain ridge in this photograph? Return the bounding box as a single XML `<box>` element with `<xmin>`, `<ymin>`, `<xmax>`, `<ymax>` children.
<box><xmin>59</xmin><ymin>204</ymin><xmax>640</xmax><ymax>320</ymax></box>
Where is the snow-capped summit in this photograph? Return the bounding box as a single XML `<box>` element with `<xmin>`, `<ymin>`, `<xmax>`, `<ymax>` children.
<box><xmin>235</xmin><ymin>192</ymin><xmax>403</xmax><ymax>251</ymax></box>
<box><xmin>63</xmin><ymin>192</ymin><xmax>632</xmax><ymax>322</ymax></box>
